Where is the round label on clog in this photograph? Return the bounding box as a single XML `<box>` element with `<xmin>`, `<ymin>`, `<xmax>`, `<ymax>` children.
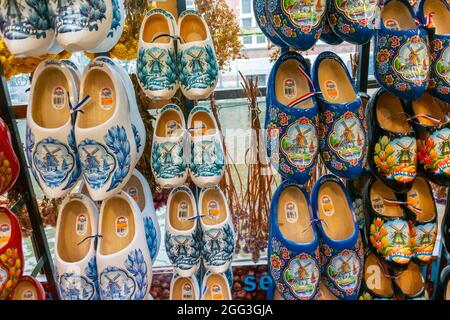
<box><xmin>22</xmin><ymin>289</ymin><xmax>36</xmax><ymax>300</ymax></box>
<box><xmin>75</xmin><ymin>214</ymin><xmax>88</xmax><ymax>236</ymax></box>
<box><xmin>115</xmin><ymin>216</ymin><xmax>129</xmax><ymax>237</ymax></box>
<box><xmin>182</xmin><ymin>283</ymin><xmax>194</xmax><ymax>300</ymax></box>
<box><xmin>384</xmin><ymin>19</ymin><xmax>399</xmax><ymax>30</ymax></box>
<box><xmin>284</xmin><ymin>79</ymin><xmax>297</xmax><ymax>100</ymax></box>
<box><xmin>100</xmin><ymin>87</ymin><xmax>113</xmax><ymax>110</ymax></box>
<box><xmin>128</xmin><ymin>186</ymin><xmax>139</xmax><ymax>203</ymax></box>
<box><xmin>0</xmin><ymin>223</ymin><xmax>11</xmax><ymax>249</ymax></box>
<box><xmin>178</xmin><ymin>201</ymin><xmax>189</xmax><ymax>221</ymax></box>
<box><xmin>211</xmin><ymin>284</ymin><xmax>223</xmax><ymax>300</ymax></box>
<box><xmin>52</xmin><ymin>86</ymin><xmax>66</xmax><ymax>110</ymax></box>
<box><xmin>207</xmin><ymin>200</ymin><xmax>219</xmax><ymax>220</ymax></box>
<box><xmin>371</xmin><ymin>194</ymin><xmax>385</xmax><ymax>214</ymax></box>
<box><xmin>324</xmin><ymin>80</ymin><xmax>339</xmax><ymax>100</ymax></box>
<box><xmin>321</xmin><ymin>195</ymin><xmax>335</xmax><ymax>217</ymax></box>
<box><xmin>285</xmin><ymin>201</ymin><xmax>298</xmax><ymax>223</ymax></box>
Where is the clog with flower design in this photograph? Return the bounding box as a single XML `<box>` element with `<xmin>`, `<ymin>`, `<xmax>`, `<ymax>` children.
<box><xmin>358</xmin><ymin>250</ymin><xmax>395</xmax><ymax>300</ymax></box>
<box><xmin>269</xmin><ymin>180</ymin><xmax>321</xmax><ymax>300</ymax></box>
<box><xmin>366</xmin><ymin>89</ymin><xmax>417</xmax><ymax>193</ymax></box>
<box><xmin>327</xmin><ymin>0</ymin><xmax>380</xmax><ymax>45</ymax></box>
<box><xmin>311</xmin><ymin>174</ymin><xmax>364</xmax><ymax>300</ymax></box>
<box><xmin>312</xmin><ymin>52</ymin><xmax>367</xmax><ymax>180</ymax></box>
<box><xmin>374</xmin><ymin>0</ymin><xmax>430</xmax><ymax>101</ymax></box>
<box><xmin>320</xmin><ymin>17</ymin><xmax>343</xmax><ymax>45</ymax></box>
<box><xmin>0</xmin><ymin>117</ymin><xmax>19</xmax><ymax>196</ymax></box>
<box><xmin>253</xmin><ymin>0</ymin><xmax>288</xmax><ymax>47</ymax></box>
<box><xmin>403</xmin><ymin>93</ymin><xmax>450</xmax><ymax>186</ymax></box>
<box><xmin>265</xmin><ymin>0</ymin><xmax>326</xmax><ymax>51</ymax></box>
<box><xmin>9</xmin><ymin>276</ymin><xmax>46</xmax><ymax>300</ymax></box>
<box><xmin>362</xmin><ymin>176</ymin><xmax>412</xmax><ymax>270</ymax></box>
<box><xmin>418</xmin><ymin>0</ymin><xmax>450</xmax><ymax>102</ymax></box>
<box><xmin>0</xmin><ymin>207</ymin><xmax>23</xmax><ymax>300</ymax></box>
<box><xmin>265</xmin><ymin>51</ymin><xmax>319</xmax><ymax>185</ymax></box>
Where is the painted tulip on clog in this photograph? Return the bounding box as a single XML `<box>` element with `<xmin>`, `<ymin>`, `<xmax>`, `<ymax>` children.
<box><xmin>54</xmin><ymin>194</ymin><xmax>99</xmax><ymax>300</ymax></box>
<box><xmin>199</xmin><ymin>186</ymin><xmax>235</xmax><ymax>274</ymax></box>
<box><xmin>359</xmin><ymin>250</ymin><xmax>395</xmax><ymax>300</ymax></box>
<box><xmin>265</xmin><ymin>51</ymin><xmax>319</xmax><ymax>184</ymax></box>
<box><xmin>55</xmin><ymin>0</ymin><xmax>113</xmax><ymax>52</ymax></box>
<box><xmin>177</xmin><ymin>10</ymin><xmax>219</xmax><ymax>100</ymax></box>
<box><xmin>327</xmin><ymin>0</ymin><xmax>380</xmax><ymax>45</ymax></box>
<box><xmin>311</xmin><ymin>174</ymin><xmax>364</xmax><ymax>300</ymax></box>
<box><xmin>312</xmin><ymin>52</ymin><xmax>367</xmax><ymax>180</ymax></box>
<box><xmin>265</xmin><ymin>0</ymin><xmax>326</xmax><ymax>51</ymax></box>
<box><xmin>97</xmin><ymin>191</ymin><xmax>152</xmax><ymax>300</ymax></box>
<box><xmin>170</xmin><ymin>274</ymin><xmax>201</xmax><ymax>300</ymax></box>
<box><xmin>419</xmin><ymin>0</ymin><xmax>450</xmax><ymax>102</ymax></box>
<box><xmin>9</xmin><ymin>276</ymin><xmax>46</xmax><ymax>300</ymax></box>
<box><xmin>374</xmin><ymin>0</ymin><xmax>430</xmax><ymax>100</ymax></box>
<box><xmin>123</xmin><ymin>169</ymin><xmax>161</xmax><ymax>262</ymax></box>
<box><xmin>362</xmin><ymin>176</ymin><xmax>412</xmax><ymax>269</ymax></box>
<box><xmin>0</xmin><ymin>207</ymin><xmax>23</xmax><ymax>300</ymax></box>
<box><xmin>253</xmin><ymin>0</ymin><xmax>288</xmax><ymax>47</ymax></box>
<box><xmin>151</xmin><ymin>104</ymin><xmax>189</xmax><ymax>189</ymax></box>
<box><xmin>320</xmin><ymin>17</ymin><xmax>343</xmax><ymax>45</ymax></box>
<box><xmin>26</xmin><ymin>59</ymin><xmax>81</xmax><ymax>199</ymax></box>
<box><xmin>201</xmin><ymin>271</ymin><xmax>232</xmax><ymax>300</ymax></box>
<box><xmin>137</xmin><ymin>8</ymin><xmax>178</xmax><ymax>101</ymax></box>
<box><xmin>0</xmin><ymin>117</ymin><xmax>19</xmax><ymax>196</ymax></box>
<box><xmin>188</xmin><ymin>106</ymin><xmax>225</xmax><ymax>188</ymax></box>
<box><xmin>75</xmin><ymin>59</ymin><xmax>137</xmax><ymax>201</ymax></box>
<box><xmin>1</xmin><ymin>0</ymin><xmax>55</xmax><ymax>57</ymax></box>
<box><xmin>268</xmin><ymin>181</ymin><xmax>321</xmax><ymax>300</ymax></box>
<box><xmin>165</xmin><ymin>186</ymin><xmax>201</xmax><ymax>277</ymax></box>
<box><xmin>366</xmin><ymin>89</ymin><xmax>417</xmax><ymax>193</ymax></box>
<box><xmin>393</xmin><ymin>261</ymin><xmax>428</xmax><ymax>299</ymax></box>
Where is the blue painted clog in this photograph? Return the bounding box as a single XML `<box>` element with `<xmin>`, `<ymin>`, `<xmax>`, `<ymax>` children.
<box><xmin>312</xmin><ymin>51</ymin><xmax>367</xmax><ymax>180</ymax></box>
<box><xmin>268</xmin><ymin>180</ymin><xmax>321</xmax><ymax>300</ymax></box>
<box><xmin>253</xmin><ymin>0</ymin><xmax>288</xmax><ymax>47</ymax></box>
<box><xmin>310</xmin><ymin>174</ymin><xmax>364</xmax><ymax>300</ymax></box>
<box><xmin>374</xmin><ymin>0</ymin><xmax>430</xmax><ymax>101</ymax></box>
<box><xmin>327</xmin><ymin>0</ymin><xmax>380</xmax><ymax>45</ymax></box>
<box><xmin>418</xmin><ymin>0</ymin><xmax>450</xmax><ymax>102</ymax></box>
<box><xmin>265</xmin><ymin>0</ymin><xmax>327</xmax><ymax>51</ymax></box>
<box><xmin>265</xmin><ymin>51</ymin><xmax>319</xmax><ymax>184</ymax></box>
<box><xmin>320</xmin><ymin>17</ymin><xmax>344</xmax><ymax>45</ymax></box>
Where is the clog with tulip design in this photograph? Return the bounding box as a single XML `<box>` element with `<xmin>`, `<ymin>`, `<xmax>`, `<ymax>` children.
<box><xmin>0</xmin><ymin>117</ymin><xmax>19</xmax><ymax>196</ymax></box>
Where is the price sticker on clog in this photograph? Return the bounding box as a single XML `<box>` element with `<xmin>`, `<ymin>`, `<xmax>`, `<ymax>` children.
<box><xmin>371</xmin><ymin>194</ymin><xmax>385</xmax><ymax>214</ymax></box>
<box><xmin>284</xmin><ymin>79</ymin><xmax>297</xmax><ymax>99</ymax></box>
<box><xmin>207</xmin><ymin>200</ymin><xmax>219</xmax><ymax>220</ymax></box>
<box><xmin>100</xmin><ymin>87</ymin><xmax>113</xmax><ymax>110</ymax></box>
<box><xmin>75</xmin><ymin>213</ymin><xmax>88</xmax><ymax>236</ymax></box>
<box><xmin>324</xmin><ymin>80</ymin><xmax>339</xmax><ymax>100</ymax></box>
<box><xmin>52</xmin><ymin>86</ymin><xmax>66</xmax><ymax>110</ymax></box>
<box><xmin>285</xmin><ymin>201</ymin><xmax>298</xmax><ymax>223</ymax></box>
<box><xmin>178</xmin><ymin>201</ymin><xmax>189</xmax><ymax>221</ymax></box>
<box><xmin>182</xmin><ymin>283</ymin><xmax>194</xmax><ymax>300</ymax></box>
<box><xmin>321</xmin><ymin>195</ymin><xmax>335</xmax><ymax>217</ymax></box>
<box><xmin>115</xmin><ymin>216</ymin><xmax>129</xmax><ymax>237</ymax></box>
<box><xmin>128</xmin><ymin>186</ymin><xmax>139</xmax><ymax>203</ymax></box>
<box><xmin>211</xmin><ymin>284</ymin><xmax>223</xmax><ymax>300</ymax></box>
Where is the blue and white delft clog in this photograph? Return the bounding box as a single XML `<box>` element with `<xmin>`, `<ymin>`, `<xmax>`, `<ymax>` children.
<box><xmin>47</xmin><ymin>0</ymin><xmax>64</xmax><ymax>54</ymax></box>
<box><xmin>177</xmin><ymin>10</ymin><xmax>219</xmax><ymax>100</ymax></box>
<box><xmin>265</xmin><ymin>0</ymin><xmax>327</xmax><ymax>51</ymax></box>
<box><xmin>137</xmin><ymin>8</ymin><xmax>178</xmax><ymax>101</ymax></box>
<box><xmin>311</xmin><ymin>174</ymin><xmax>364</xmax><ymax>300</ymax></box>
<box><xmin>312</xmin><ymin>51</ymin><xmax>367</xmax><ymax>180</ymax></box>
<box><xmin>165</xmin><ymin>186</ymin><xmax>201</xmax><ymax>277</ymax></box>
<box><xmin>54</xmin><ymin>193</ymin><xmax>99</xmax><ymax>300</ymax></box>
<box><xmin>123</xmin><ymin>169</ymin><xmax>160</xmax><ymax>263</ymax></box>
<box><xmin>198</xmin><ymin>186</ymin><xmax>235</xmax><ymax>274</ymax></box>
<box><xmin>170</xmin><ymin>273</ymin><xmax>201</xmax><ymax>300</ymax></box>
<box><xmin>96</xmin><ymin>191</ymin><xmax>153</xmax><ymax>300</ymax></box>
<box><xmin>201</xmin><ymin>271</ymin><xmax>232</xmax><ymax>300</ymax></box>
<box><xmin>26</xmin><ymin>59</ymin><xmax>81</xmax><ymax>199</ymax></box>
<box><xmin>327</xmin><ymin>0</ymin><xmax>380</xmax><ymax>45</ymax></box>
<box><xmin>75</xmin><ymin>59</ymin><xmax>138</xmax><ymax>201</ymax></box>
<box><xmin>268</xmin><ymin>180</ymin><xmax>321</xmax><ymax>301</ymax></box>
<box><xmin>1</xmin><ymin>0</ymin><xmax>55</xmax><ymax>57</ymax></box>
<box><xmin>188</xmin><ymin>106</ymin><xmax>225</xmax><ymax>188</ymax></box>
<box><xmin>418</xmin><ymin>0</ymin><xmax>450</xmax><ymax>102</ymax></box>
<box><xmin>374</xmin><ymin>0</ymin><xmax>430</xmax><ymax>100</ymax></box>
<box><xmin>55</xmin><ymin>0</ymin><xmax>113</xmax><ymax>52</ymax></box>
<box><xmin>253</xmin><ymin>0</ymin><xmax>288</xmax><ymax>47</ymax></box>
<box><xmin>265</xmin><ymin>51</ymin><xmax>319</xmax><ymax>184</ymax></box>
<box><xmin>151</xmin><ymin>104</ymin><xmax>189</xmax><ymax>189</ymax></box>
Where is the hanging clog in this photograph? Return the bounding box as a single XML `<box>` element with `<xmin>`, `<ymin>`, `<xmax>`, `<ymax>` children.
<box><xmin>253</xmin><ymin>0</ymin><xmax>288</xmax><ymax>47</ymax></box>
<box><xmin>0</xmin><ymin>117</ymin><xmax>19</xmax><ymax>196</ymax></box>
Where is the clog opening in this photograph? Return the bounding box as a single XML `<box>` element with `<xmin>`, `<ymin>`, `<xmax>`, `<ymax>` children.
<box><xmin>394</xmin><ymin>262</ymin><xmax>424</xmax><ymax>296</ymax></box>
<box><xmin>317</xmin><ymin>58</ymin><xmax>356</xmax><ymax>104</ymax></box>
<box><xmin>57</xmin><ymin>200</ymin><xmax>92</xmax><ymax>262</ymax></box>
<box><xmin>201</xmin><ymin>188</ymin><xmax>227</xmax><ymax>226</ymax></box>
<box><xmin>424</xmin><ymin>0</ymin><xmax>450</xmax><ymax>34</ymax></box>
<box><xmin>412</xmin><ymin>93</ymin><xmax>446</xmax><ymax>125</ymax></box>
<box><xmin>156</xmin><ymin>110</ymin><xmax>184</xmax><ymax>137</ymax></box>
<box><xmin>203</xmin><ymin>274</ymin><xmax>230</xmax><ymax>300</ymax></box>
<box><xmin>172</xmin><ymin>277</ymin><xmax>196</xmax><ymax>300</ymax></box>
<box><xmin>100</xmin><ymin>197</ymin><xmax>136</xmax><ymax>255</ymax></box>
<box><xmin>370</xmin><ymin>180</ymin><xmax>404</xmax><ymax>217</ymax></box>
<box><xmin>275</xmin><ymin>60</ymin><xmax>314</xmax><ymax>108</ymax></box>
<box><xmin>382</xmin><ymin>0</ymin><xmax>417</xmax><ymax>30</ymax></box>
<box><xmin>407</xmin><ymin>177</ymin><xmax>436</xmax><ymax>222</ymax></box>
<box><xmin>189</xmin><ymin>110</ymin><xmax>217</xmax><ymax>136</ymax></box>
<box><xmin>78</xmin><ymin>69</ymin><xmax>116</xmax><ymax>129</ymax></box>
<box><xmin>0</xmin><ymin>210</ymin><xmax>11</xmax><ymax>250</ymax></box>
<box><xmin>277</xmin><ymin>186</ymin><xmax>314</xmax><ymax>244</ymax></box>
<box><xmin>364</xmin><ymin>253</ymin><xmax>394</xmax><ymax>297</ymax></box>
<box><xmin>124</xmin><ymin>175</ymin><xmax>146</xmax><ymax>211</ymax></box>
<box><xmin>317</xmin><ymin>181</ymin><xmax>354</xmax><ymax>241</ymax></box>
<box><xmin>180</xmin><ymin>15</ymin><xmax>207</xmax><ymax>43</ymax></box>
<box><xmin>32</xmin><ymin>68</ymin><xmax>70</xmax><ymax>129</ymax></box>
<box><xmin>143</xmin><ymin>13</ymin><xmax>172</xmax><ymax>44</ymax></box>
<box><xmin>11</xmin><ymin>280</ymin><xmax>38</xmax><ymax>300</ymax></box>
<box><xmin>376</xmin><ymin>91</ymin><xmax>412</xmax><ymax>133</ymax></box>
<box><xmin>169</xmin><ymin>190</ymin><xmax>196</xmax><ymax>231</ymax></box>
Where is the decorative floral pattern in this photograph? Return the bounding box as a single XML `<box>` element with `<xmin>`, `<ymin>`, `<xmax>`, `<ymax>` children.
<box><xmin>409</xmin><ymin>222</ymin><xmax>437</xmax><ymax>263</ymax></box>
<box><xmin>58</xmin><ymin>257</ymin><xmax>98</xmax><ymax>300</ymax></box>
<box><xmin>143</xmin><ymin>217</ymin><xmax>159</xmax><ymax>262</ymax></box>
<box><xmin>0</xmin><ymin>248</ymin><xmax>21</xmax><ymax>299</ymax></box>
<box><xmin>417</xmin><ymin>128</ymin><xmax>450</xmax><ymax>176</ymax></box>
<box><xmin>429</xmin><ymin>35</ymin><xmax>450</xmax><ymax>101</ymax></box>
